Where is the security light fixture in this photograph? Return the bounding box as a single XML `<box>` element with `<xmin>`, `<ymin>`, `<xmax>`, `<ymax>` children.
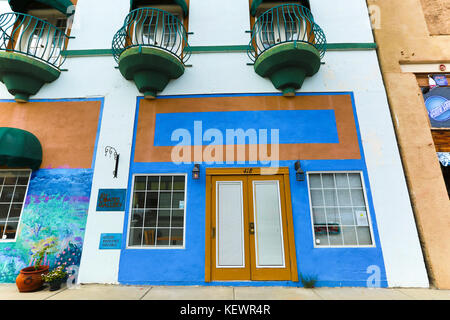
<box><xmin>295</xmin><ymin>160</ymin><xmax>305</xmax><ymax>181</ymax></box>
<box><xmin>192</xmin><ymin>164</ymin><xmax>200</xmax><ymax>180</ymax></box>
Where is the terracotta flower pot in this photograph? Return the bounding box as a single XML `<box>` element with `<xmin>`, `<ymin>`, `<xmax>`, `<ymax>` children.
<box><xmin>16</xmin><ymin>266</ymin><xmax>49</xmax><ymax>292</ymax></box>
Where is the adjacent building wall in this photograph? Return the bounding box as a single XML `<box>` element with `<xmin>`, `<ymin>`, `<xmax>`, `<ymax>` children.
<box><xmin>367</xmin><ymin>0</ymin><xmax>450</xmax><ymax>289</ymax></box>
<box><xmin>419</xmin><ymin>0</ymin><xmax>450</xmax><ymax>35</ymax></box>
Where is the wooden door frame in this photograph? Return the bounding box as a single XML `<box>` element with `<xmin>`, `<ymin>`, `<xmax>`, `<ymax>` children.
<box><xmin>205</xmin><ymin>167</ymin><xmax>298</xmax><ymax>282</ymax></box>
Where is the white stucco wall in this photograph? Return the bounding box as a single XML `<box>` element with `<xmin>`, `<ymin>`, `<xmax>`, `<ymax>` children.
<box><xmin>0</xmin><ymin>0</ymin><xmax>429</xmax><ymax>287</ymax></box>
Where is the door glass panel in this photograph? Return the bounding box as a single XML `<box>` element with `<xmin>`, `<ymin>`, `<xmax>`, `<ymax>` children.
<box><xmin>253</xmin><ymin>181</ymin><xmax>284</xmax><ymax>267</ymax></box>
<box><xmin>216</xmin><ymin>182</ymin><xmax>245</xmax><ymax>268</ymax></box>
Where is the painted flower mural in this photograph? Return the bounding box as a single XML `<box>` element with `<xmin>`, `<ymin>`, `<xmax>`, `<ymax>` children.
<box><xmin>0</xmin><ymin>169</ymin><xmax>93</xmax><ymax>282</ymax></box>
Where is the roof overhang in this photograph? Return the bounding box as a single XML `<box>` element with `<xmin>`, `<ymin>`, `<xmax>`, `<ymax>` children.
<box><xmin>250</xmin><ymin>0</ymin><xmax>311</xmax><ymax>16</ymax></box>
<box><xmin>130</xmin><ymin>0</ymin><xmax>188</xmax><ymax>16</ymax></box>
<box><xmin>8</xmin><ymin>0</ymin><xmax>75</xmax><ymax>16</ymax></box>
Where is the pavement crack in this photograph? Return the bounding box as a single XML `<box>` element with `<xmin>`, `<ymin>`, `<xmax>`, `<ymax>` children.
<box><xmin>43</xmin><ymin>286</ymin><xmax>68</xmax><ymax>300</ymax></box>
<box><xmin>139</xmin><ymin>286</ymin><xmax>153</xmax><ymax>300</ymax></box>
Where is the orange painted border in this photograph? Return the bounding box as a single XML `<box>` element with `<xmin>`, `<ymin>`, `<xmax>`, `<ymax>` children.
<box><xmin>0</xmin><ymin>100</ymin><xmax>101</xmax><ymax>169</ymax></box>
<box><xmin>134</xmin><ymin>94</ymin><xmax>361</xmax><ymax>163</ymax></box>
<box><xmin>205</xmin><ymin>173</ymin><xmax>212</xmax><ymax>282</ymax></box>
<box><xmin>283</xmin><ymin>172</ymin><xmax>299</xmax><ymax>282</ymax></box>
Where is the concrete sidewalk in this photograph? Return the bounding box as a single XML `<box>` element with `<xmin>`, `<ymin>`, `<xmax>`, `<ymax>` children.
<box><xmin>1</xmin><ymin>284</ymin><xmax>450</xmax><ymax>300</ymax></box>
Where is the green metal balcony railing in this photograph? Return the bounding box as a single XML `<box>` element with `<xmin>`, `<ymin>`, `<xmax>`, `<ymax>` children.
<box><xmin>247</xmin><ymin>4</ymin><xmax>326</xmax><ymax>62</ymax></box>
<box><xmin>0</xmin><ymin>12</ymin><xmax>69</xmax><ymax>68</ymax></box>
<box><xmin>112</xmin><ymin>7</ymin><xmax>191</xmax><ymax>64</ymax></box>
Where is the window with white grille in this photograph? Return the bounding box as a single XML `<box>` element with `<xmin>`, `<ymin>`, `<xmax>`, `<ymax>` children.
<box><xmin>0</xmin><ymin>170</ymin><xmax>31</xmax><ymax>241</ymax></box>
<box><xmin>308</xmin><ymin>172</ymin><xmax>374</xmax><ymax>247</ymax></box>
<box><xmin>128</xmin><ymin>175</ymin><xmax>186</xmax><ymax>248</ymax></box>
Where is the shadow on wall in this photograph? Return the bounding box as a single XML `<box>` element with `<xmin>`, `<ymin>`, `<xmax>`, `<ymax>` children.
<box><xmin>0</xmin><ymin>169</ymin><xmax>93</xmax><ymax>283</ymax></box>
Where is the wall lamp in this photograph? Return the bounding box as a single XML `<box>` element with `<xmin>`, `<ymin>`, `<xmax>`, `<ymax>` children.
<box><xmin>294</xmin><ymin>160</ymin><xmax>305</xmax><ymax>181</ymax></box>
<box><xmin>192</xmin><ymin>164</ymin><xmax>200</xmax><ymax>180</ymax></box>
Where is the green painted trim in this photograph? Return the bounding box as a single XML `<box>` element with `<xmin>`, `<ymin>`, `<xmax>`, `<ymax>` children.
<box><xmin>187</xmin><ymin>45</ymin><xmax>249</xmax><ymax>53</ymax></box>
<box><xmin>61</xmin><ymin>49</ymin><xmax>113</xmax><ymax>57</ymax></box>
<box><xmin>187</xmin><ymin>43</ymin><xmax>377</xmax><ymax>53</ymax></box>
<box><xmin>63</xmin><ymin>46</ymin><xmax>247</xmax><ymax>56</ymax></box>
<box><xmin>326</xmin><ymin>43</ymin><xmax>378</xmax><ymax>50</ymax></box>
<box><xmin>60</xmin><ymin>43</ymin><xmax>377</xmax><ymax>57</ymax></box>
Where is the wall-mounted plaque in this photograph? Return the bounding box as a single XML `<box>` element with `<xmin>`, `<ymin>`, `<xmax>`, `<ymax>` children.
<box><xmin>96</xmin><ymin>189</ymin><xmax>127</xmax><ymax>211</ymax></box>
<box><xmin>99</xmin><ymin>233</ymin><xmax>122</xmax><ymax>250</ymax></box>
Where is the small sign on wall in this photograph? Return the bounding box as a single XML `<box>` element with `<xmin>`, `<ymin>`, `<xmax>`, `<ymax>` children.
<box><xmin>99</xmin><ymin>233</ymin><xmax>122</xmax><ymax>250</ymax></box>
<box><xmin>96</xmin><ymin>189</ymin><xmax>127</xmax><ymax>211</ymax></box>
<box><xmin>423</xmin><ymin>87</ymin><xmax>450</xmax><ymax>128</ymax></box>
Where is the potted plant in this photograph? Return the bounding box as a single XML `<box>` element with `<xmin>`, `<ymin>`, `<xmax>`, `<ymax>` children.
<box><xmin>42</xmin><ymin>264</ymin><xmax>68</xmax><ymax>291</ymax></box>
<box><xmin>16</xmin><ymin>237</ymin><xmax>58</xmax><ymax>292</ymax></box>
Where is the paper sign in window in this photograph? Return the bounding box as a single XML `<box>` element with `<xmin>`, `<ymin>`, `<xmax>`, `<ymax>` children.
<box><xmin>356</xmin><ymin>211</ymin><xmax>369</xmax><ymax>226</ymax></box>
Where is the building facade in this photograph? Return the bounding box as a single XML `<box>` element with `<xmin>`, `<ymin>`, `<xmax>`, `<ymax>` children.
<box><xmin>367</xmin><ymin>0</ymin><xmax>450</xmax><ymax>289</ymax></box>
<box><xmin>0</xmin><ymin>0</ymin><xmax>429</xmax><ymax>287</ymax></box>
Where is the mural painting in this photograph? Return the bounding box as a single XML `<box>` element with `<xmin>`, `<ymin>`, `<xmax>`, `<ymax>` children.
<box><xmin>0</xmin><ymin>169</ymin><xmax>93</xmax><ymax>282</ymax></box>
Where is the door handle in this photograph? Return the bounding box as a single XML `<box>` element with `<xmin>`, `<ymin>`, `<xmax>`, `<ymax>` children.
<box><xmin>249</xmin><ymin>222</ymin><xmax>255</xmax><ymax>235</ymax></box>
<box><xmin>212</xmin><ymin>227</ymin><xmax>215</xmax><ymax>238</ymax></box>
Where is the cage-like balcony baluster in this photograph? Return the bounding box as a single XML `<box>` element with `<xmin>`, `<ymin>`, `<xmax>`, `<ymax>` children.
<box><xmin>112</xmin><ymin>7</ymin><xmax>190</xmax><ymax>63</ymax></box>
<box><xmin>112</xmin><ymin>7</ymin><xmax>190</xmax><ymax>99</ymax></box>
<box><xmin>247</xmin><ymin>4</ymin><xmax>326</xmax><ymax>96</ymax></box>
<box><xmin>0</xmin><ymin>12</ymin><xmax>68</xmax><ymax>68</ymax></box>
<box><xmin>0</xmin><ymin>12</ymin><xmax>69</xmax><ymax>102</ymax></box>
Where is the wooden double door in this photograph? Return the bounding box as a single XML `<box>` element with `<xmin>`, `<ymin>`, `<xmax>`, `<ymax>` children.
<box><xmin>206</xmin><ymin>170</ymin><xmax>298</xmax><ymax>282</ymax></box>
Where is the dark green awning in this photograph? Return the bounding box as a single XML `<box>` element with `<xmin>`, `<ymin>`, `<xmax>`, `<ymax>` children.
<box><xmin>250</xmin><ymin>0</ymin><xmax>310</xmax><ymax>16</ymax></box>
<box><xmin>8</xmin><ymin>0</ymin><xmax>75</xmax><ymax>16</ymax></box>
<box><xmin>130</xmin><ymin>0</ymin><xmax>188</xmax><ymax>16</ymax></box>
<box><xmin>0</xmin><ymin>127</ymin><xmax>42</xmax><ymax>170</ymax></box>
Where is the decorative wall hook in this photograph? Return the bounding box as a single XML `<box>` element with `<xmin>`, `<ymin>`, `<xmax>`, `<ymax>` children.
<box><xmin>105</xmin><ymin>146</ymin><xmax>120</xmax><ymax>178</ymax></box>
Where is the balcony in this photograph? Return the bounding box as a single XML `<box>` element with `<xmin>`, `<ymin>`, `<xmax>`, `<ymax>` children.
<box><xmin>247</xmin><ymin>4</ymin><xmax>326</xmax><ymax>96</ymax></box>
<box><xmin>112</xmin><ymin>7</ymin><xmax>191</xmax><ymax>99</ymax></box>
<box><xmin>0</xmin><ymin>12</ymin><xmax>69</xmax><ymax>102</ymax></box>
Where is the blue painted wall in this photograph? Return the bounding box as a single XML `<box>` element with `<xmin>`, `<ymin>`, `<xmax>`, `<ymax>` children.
<box><xmin>117</xmin><ymin>93</ymin><xmax>387</xmax><ymax>287</ymax></box>
<box><xmin>154</xmin><ymin>109</ymin><xmax>339</xmax><ymax>145</ymax></box>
